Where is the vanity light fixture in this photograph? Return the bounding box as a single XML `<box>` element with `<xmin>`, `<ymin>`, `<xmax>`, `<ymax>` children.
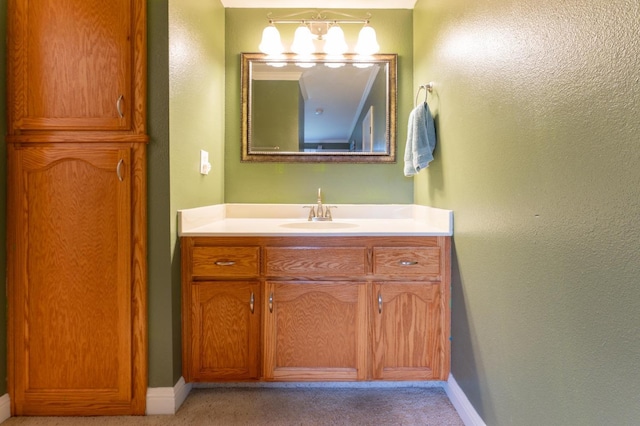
<box><xmin>259</xmin><ymin>11</ymin><xmax>379</xmax><ymax>57</ymax></box>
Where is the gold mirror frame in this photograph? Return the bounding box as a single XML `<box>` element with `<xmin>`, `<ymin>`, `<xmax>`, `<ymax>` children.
<box><xmin>241</xmin><ymin>52</ymin><xmax>397</xmax><ymax>163</ymax></box>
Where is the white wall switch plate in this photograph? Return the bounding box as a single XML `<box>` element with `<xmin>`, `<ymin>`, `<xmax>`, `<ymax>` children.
<box><xmin>200</xmin><ymin>150</ymin><xmax>211</xmax><ymax>175</ymax></box>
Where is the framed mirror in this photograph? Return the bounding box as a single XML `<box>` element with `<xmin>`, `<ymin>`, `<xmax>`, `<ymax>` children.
<box><xmin>241</xmin><ymin>52</ymin><xmax>397</xmax><ymax>163</ymax></box>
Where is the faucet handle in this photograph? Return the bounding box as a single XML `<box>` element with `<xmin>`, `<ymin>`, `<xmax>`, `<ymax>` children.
<box><xmin>303</xmin><ymin>205</ymin><xmax>316</xmax><ymax>221</ymax></box>
<box><xmin>324</xmin><ymin>206</ymin><xmax>337</xmax><ymax>220</ymax></box>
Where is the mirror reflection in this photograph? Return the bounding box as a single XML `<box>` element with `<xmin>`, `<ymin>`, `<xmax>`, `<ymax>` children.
<box><xmin>241</xmin><ymin>53</ymin><xmax>397</xmax><ymax>163</ymax></box>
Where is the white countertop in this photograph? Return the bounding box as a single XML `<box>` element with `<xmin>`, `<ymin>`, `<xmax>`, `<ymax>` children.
<box><xmin>178</xmin><ymin>204</ymin><xmax>453</xmax><ymax>237</ymax></box>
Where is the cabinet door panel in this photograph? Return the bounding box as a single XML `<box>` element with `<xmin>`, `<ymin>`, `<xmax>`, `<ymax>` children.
<box><xmin>263</xmin><ymin>281</ymin><xmax>367</xmax><ymax>381</ymax></box>
<box><xmin>190</xmin><ymin>282</ymin><xmax>261</xmax><ymax>381</ymax></box>
<box><xmin>9</xmin><ymin>145</ymin><xmax>134</xmax><ymax>414</ymax></box>
<box><xmin>373</xmin><ymin>282</ymin><xmax>447</xmax><ymax>380</ymax></box>
<box><xmin>8</xmin><ymin>0</ymin><xmax>136</xmax><ymax>131</ymax></box>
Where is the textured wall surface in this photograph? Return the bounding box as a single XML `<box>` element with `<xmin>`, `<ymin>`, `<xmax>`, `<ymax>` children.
<box><xmin>414</xmin><ymin>0</ymin><xmax>640</xmax><ymax>424</ymax></box>
<box><xmin>147</xmin><ymin>0</ymin><xmax>174</xmax><ymax>388</ymax></box>
<box><xmin>224</xmin><ymin>9</ymin><xmax>414</xmax><ymax>204</ymax></box>
<box><xmin>150</xmin><ymin>0</ymin><xmax>226</xmax><ymax>387</ymax></box>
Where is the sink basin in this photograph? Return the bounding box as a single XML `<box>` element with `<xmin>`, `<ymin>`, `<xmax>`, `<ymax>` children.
<box><xmin>279</xmin><ymin>221</ymin><xmax>359</xmax><ymax>230</ymax></box>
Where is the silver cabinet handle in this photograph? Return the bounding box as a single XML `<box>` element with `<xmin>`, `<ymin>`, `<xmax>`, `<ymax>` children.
<box><xmin>378</xmin><ymin>292</ymin><xmax>382</xmax><ymax>314</ymax></box>
<box><xmin>399</xmin><ymin>260</ymin><xmax>419</xmax><ymax>266</ymax></box>
<box><xmin>214</xmin><ymin>260</ymin><xmax>236</xmax><ymax>266</ymax></box>
<box><xmin>116</xmin><ymin>159</ymin><xmax>124</xmax><ymax>181</ymax></box>
<box><xmin>269</xmin><ymin>292</ymin><xmax>273</xmax><ymax>313</ymax></box>
<box><xmin>116</xmin><ymin>95</ymin><xmax>124</xmax><ymax>118</ymax></box>
<box><xmin>250</xmin><ymin>292</ymin><xmax>255</xmax><ymax>314</ymax></box>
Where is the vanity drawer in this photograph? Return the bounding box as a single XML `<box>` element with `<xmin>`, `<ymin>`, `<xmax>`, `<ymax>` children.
<box><xmin>191</xmin><ymin>246</ymin><xmax>260</xmax><ymax>278</ymax></box>
<box><xmin>373</xmin><ymin>247</ymin><xmax>441</xmax><ymax>277</ymax></box>
<box><xmin>265</xmin><ymin>247</ymin><xmax>367</xmax><ymax>277</ymax></box>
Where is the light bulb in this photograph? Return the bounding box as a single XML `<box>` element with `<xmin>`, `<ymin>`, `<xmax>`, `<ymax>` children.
<box><xmin>291</xmin><ymin>25</ymin><xmax>315</xmax><ymax>55</ymax></box>
<box><xmin>323</xmin><ymin>26</ymin><xmax>348</xmax><ymax>55</ymax></box>
<box><xmin>259</xmin><ymin>25</ymin><xmax>284</xmax><ymax>55</ymax></box>
<box><xmin>355</xmin><ymin>25</ymin><xmax>380</xmax><ymax>56</ymax></box>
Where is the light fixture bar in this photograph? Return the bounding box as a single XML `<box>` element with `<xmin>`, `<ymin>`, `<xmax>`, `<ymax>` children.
<box><xmin>266</xmin><ymin>10</ymin><xmax>372</xmax><ymax>26</ymax></box>
<box><xmin>268</xmin><ymin>19</ymin><xmax>370</xmax><ymax>25</ymax></box>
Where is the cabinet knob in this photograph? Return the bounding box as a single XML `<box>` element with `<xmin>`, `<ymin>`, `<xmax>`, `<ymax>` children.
<box><xmin>269</xmin><ymin>292</ymin><xmax>274</xmax><ymax>313</ymax></box>
<box><xmin>399</xmin><ymin>260</ymin><xmax>419</xmax><ymax>266</ymax></box>
<box><xmin>378</xmin><ymin>292</ymin><xmax>383</xmax><ymax>314</ymax></box>
<box><xmin>249</xmin><ymin>292</ymin><xmax>255</xmax><ymax>314</ymax></box>
<box><xmin>214</xmin><ymin>260</ymin><xmax>236</xmax><ymax>266</ymax></box>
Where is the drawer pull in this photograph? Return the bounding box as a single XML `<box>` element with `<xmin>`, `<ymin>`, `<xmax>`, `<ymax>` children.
<box><xmin>116</xmin><ymin>94</ymin><xmax>125</xmax><ymax>118</ymax></box>
<box><xmin>116</xmin><ymin>159</ymin><xmax>124</xmax><ymax>181</ymax></box>
<box><xmin>269</xmin><ymin>292</ymin><xmax>274</xmax><ymax>313</ymax></box>
<box><xmin>378</xmin><ymin>292</ymin><xmax>382</xmax><ymax>314</ymax></box>
<box><xmin>214</xmin><ymin>260</ymin><xmax>236</xmax><ymax>266</ymax></box>
<box><xmin>399</xmin><ymin>260</ymin><xmax>419</xmax><ymax>266</ymax></box>
<box><xmin>249</xmin><ymin>292</ymin><xmax>255</xmax><ymax>314</ymax></box>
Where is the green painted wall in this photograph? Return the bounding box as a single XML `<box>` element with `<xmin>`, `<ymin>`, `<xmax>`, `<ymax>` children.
<box><xmin>147</xmin><ymin>0</ymin><xmax>173</xmax><ymax>388</ymax></box>
<box><xmin>0</xmin><ymin>0</ymin><xmax>7</xmax><ymax>396</ymax></box>
<box><xmin>224</xmin><ymin>9</ymin><xmax>413</xmax><ymax>204</ymax></box>
<box><xmin>253</xmin><ymin>80</ymin><xmax>300</xmax><ymax>151</ymax></box>
<box><xmin>414</xmin><ymin>0</ymin><xmax>640</xmax><ymax>424</ymax></box>
<box><xmin>144</xmin><ymin>0</ymin><xmax>227</xmax><ymax>388</ymax></box>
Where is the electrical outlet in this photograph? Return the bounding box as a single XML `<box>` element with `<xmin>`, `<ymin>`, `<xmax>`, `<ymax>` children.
<box><xmin>200</xmin><ymin>150</ymin><xmax>211</xmax><ymax>175</ymax></box>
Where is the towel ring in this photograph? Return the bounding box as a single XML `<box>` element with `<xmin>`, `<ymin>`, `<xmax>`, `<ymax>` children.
<box><xmin>415</xmin><ymin>82</ymin><xmax>434</xmax><ymax>107</ymax></box>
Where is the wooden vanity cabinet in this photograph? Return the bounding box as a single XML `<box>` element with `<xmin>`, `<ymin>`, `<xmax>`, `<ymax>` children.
<box><xmin>182</xmin><ymin>240</ymin><xmax>262</xmax><ymax>382</ymax></box>
<box><xmin>371</xmin><ymin>245</ymin><xmax>451</xmax><ymax>380</ymax></box>
<box><xmin>181</xmin><ymin>236</ymin><xmax>450</xmax><ymax>383</ymax></box>
<box><xmin>263</xmin><ymin>246</ymin><xmax>368</xmax><ymax>381</ymax></box>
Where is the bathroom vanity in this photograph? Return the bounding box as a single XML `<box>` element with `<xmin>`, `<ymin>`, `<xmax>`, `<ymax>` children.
<box><xmin>179</xmin><ymin>204</ymin><xmax>452</xmax><ymax>383</ymax></box>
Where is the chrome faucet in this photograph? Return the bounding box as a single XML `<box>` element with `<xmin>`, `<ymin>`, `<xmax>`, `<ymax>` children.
<box><xmin>305</xmin><ymin>188</ymin><xmax>335</xmax><ymax>221</ymax></box>
<box><xmin>316</xmin><ymin>188</ymin><xmax>324</xmax><ymax>218</ymax></box>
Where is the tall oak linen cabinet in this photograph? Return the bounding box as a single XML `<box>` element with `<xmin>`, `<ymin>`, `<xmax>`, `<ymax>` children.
<box><xmin>6</xmin><ymin>0</ymin><xmax>148</xmax><ymax>415</ymax></box>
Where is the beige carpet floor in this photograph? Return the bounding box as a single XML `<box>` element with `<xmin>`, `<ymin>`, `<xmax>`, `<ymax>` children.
<box><xmin>4</xmin><ymin>387</ymin><xmax>464</xmax><ymax>425</ymax></box>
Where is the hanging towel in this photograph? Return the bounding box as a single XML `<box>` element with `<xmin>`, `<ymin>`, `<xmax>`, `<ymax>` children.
<box><xmin>404</xmin><ymin>102</ymin><xmax>437</xmax><ymax>176</ymax></box>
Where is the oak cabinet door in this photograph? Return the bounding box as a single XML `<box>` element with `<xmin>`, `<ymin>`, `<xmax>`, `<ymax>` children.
<box><xmin>8</xmin><ymin>145</ymin><xmax>136</xmax><ymax>415</ymax></box>
<box><xmin>263</xmin><ymin>281</ymin><xmax>367</xmax><ymax>381</ymax></box>
<box><xmin>189</xmin><ymin>282</ymin><xmax>261</xmax><ymax>381</ymax></box>
<box><xmin>7</xmin><ymin>0</ymin><xmax>145</xmax><ymax>133</ymax></box>
<box><xmin>372</xmin><ymin>282</ymin><xmax>449</xmax><ymax>380</ymax></box>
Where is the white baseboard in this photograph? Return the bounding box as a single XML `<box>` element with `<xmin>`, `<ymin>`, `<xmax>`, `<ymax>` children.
<box><xmin>146</xmin><ymin>377</ymin><xmax>193</xmax><ymax>415</ymax></box>
<box><xmin>444</xmin><ymin>374</ymin><xmax>486</xmax><ymax>426</ymax></box>
<box><xmin>0</xmin><ymin>394</ymin><xmax>11</xmax><ymax>424</ymax></box>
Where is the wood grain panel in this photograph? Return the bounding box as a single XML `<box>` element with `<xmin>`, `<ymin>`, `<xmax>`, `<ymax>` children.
<box><xmin>372</xmin><ymin>282</ymin><xmax>446</xmax><ymax>380</ymax></box>
<box><xmin>7</xmin><ymin>0</ymin><xmax>148</xmax><ymax>415</ymax></box>
<box><xmin>7</xmin><ymin>0</ymin><xmax>147</xmax><ymax>135</ymax></box>
<box><xmin>373</xmin><ymin>247</ymin><xmax>441</xmax><ymax>278</ymax></box>
<box><xmin>192</xmin><ymin>246</ymin><xmax>260</xmax><ymax>278</ymax></box>
<box><xmin>7</xmin><ymin>144</ymin><xmax>145</xmax><ymax>415</ymax></box>
<box><xmin>191</xmin><ymin>282</ymin><xmax>261</xmax><ymax>381</ymax></box>
<box><xmin>263</xmin><ymin>281</ymin><xmax>367</xmax><ymax>381</ymax></box>
<box><xmin>265</xmin><ymin>247</ymin><xmax>367</xmax><ymax>277</ymax></box>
